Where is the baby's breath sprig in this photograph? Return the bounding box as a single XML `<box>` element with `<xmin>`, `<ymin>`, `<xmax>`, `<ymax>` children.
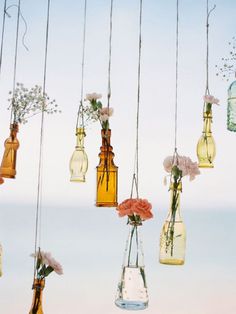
<box><xmin>8</xmin><ymin>83</ymin><xmax>61</xmax><ymax>124</ymax></box>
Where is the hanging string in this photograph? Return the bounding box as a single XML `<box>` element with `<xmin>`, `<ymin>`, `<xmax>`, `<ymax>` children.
<box><xmin>107</xmin><ymin>0</ymin><xmax>113</xmax><ymax>111</ymax></box>
<box><xmin>0</xmin><ymin>0</ymin><xmax>7</xmax><ymax>80</ymax></box>
<box><xmin>76</xmin><ymin>0</ymin><xmax>87</xmax><ymax>129</ymax></box>
<box><xmin>174</xmin><ymin>0</ymin><xmax>179</xmax><ymax>155</ymax></box>
<box><xmin>205</xmin><ymin>0</ymin><xmax>216</xmax><ymax>96</ymax></box>
<box><xmin>131</xmin><ymin>0</ymin><xmax>143</xmax><ymax>199</ymax></box>
<box><xmin>10</xmin><ymin>0</ymin><xmax>21</xmax><ymax>125</ymax></box>
<box><xmin>33</xmin><ymin>0</ymin><xmax>51</xmax><ymax>278</ymax></box>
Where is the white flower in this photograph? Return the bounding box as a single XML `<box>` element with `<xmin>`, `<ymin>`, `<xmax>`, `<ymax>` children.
<box><xmin>203</xmin><ymin>95</ymin><xmax>220</xmax><ymax>105</ymax></box>
<box><xmin>85</xmin><ymin>92</ymin><xmax>102</xmax><ymax>101</ymax></box>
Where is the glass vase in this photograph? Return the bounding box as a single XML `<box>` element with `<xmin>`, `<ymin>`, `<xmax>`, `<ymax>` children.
<box><xmin>70</xmin><ymin>127</ymin><xmax>88</xmax><ymax>182</ymax></box>
<box><xmin>227</xmin><ymin>80</ymin><xmax>236</xmax><ymax>132</ymax></box>
<box><xmin>115</xmin><ymin>222</ymin><xmax>149</xmax><ymax>310</ymax></box>
<box><xmin>197</xmin><ymin>109</ymin><xmax>216</xmax><ymax>168</ymax></box>
<box><xmin>29</xmin><ymin>279</ymin><xmax>45</xmax><ymax>314</ymax></box>
<box><xmin>0</xmin><ymin>123</ymin><xmax>19</xmax><ymax>178</ymax></box>
<box><xmin>159</xmin><ymin>181</ymin><xmax>186</xmax><ymax>265</ymax></box>
<box><xmin>96</xmin><ymin>129</ymin><xmax>118</xmax><ymax>207</ymax></box>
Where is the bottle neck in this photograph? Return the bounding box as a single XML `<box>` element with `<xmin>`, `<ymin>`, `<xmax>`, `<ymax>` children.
<box><xmin>167</xmin><ymin>182</ymin><xmax>182</xmax><ymax>221</ymax></box>
<box><xmin>10</xmin><ymin>123</ymin><xmax>19</xmax><ymax>139</ymax></box>
<box><xmin>76</xmin><ymin>127</ymin><xmax>85</xmax><ymax>148</ymax></box>
<box><xmin>30</xmin><ymin>279</ymin><xmax>45</xmax><ymax>313</ymax></box>
<box><xmin>101</xmin><ymin>129</ymin><xmax>111</xmax><ymax>146</ymax></box>
<box><xmin>202</xmin><ymin>111</ymin><xmax>212</xmax><ymax>135</ymax></box>
<box><xmin>125</xmin><ymin>223</ymin><xmax>144</xmax><ymax>267</ymax></box>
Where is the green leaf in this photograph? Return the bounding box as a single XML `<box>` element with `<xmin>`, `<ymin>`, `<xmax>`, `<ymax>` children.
<box><xmin>44</xmin><ymin>266</ymin><xmax>54</xmax><ymax>277</ymax></box>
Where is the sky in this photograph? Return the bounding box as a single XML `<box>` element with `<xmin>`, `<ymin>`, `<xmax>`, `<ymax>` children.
<box><xmin>0</xmin><ymin>0</ymin><xmax>236</xmax><ymax>313</ymax></box>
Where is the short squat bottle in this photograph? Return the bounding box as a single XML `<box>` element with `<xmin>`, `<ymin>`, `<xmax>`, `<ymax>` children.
<box><xmin>115</xmin><ymin>221</ymin><xmax>149</xmax><ymax>310</ymax></box>
<box><xmin>69</xmin><ymin>127</ymin><xmax>88</xmax><ymax>182</ymax></box>
<box><xmin>197</xmin><ymin>108</ymin><xmax>216</xmax><ymax>168</ymax></box>
<box><xmin>0</xmin><ymin>123</ymin><xmax>20</xmax><ymax>178</ymax></box>
<box><xmin>96</xmin><ymin>129</ymin><xmax>118</xmax><ymax>207</ymax></box>
<box><xmin>29</xmin><ymin>279</ymin><xmax>45</xmax><ymax>314</ymax></box>
<box><xmin>159</xmin><ymin>181</ymin><xmax>186</xmax><ymax>265</ymax></box>
<box><xmin>227</xmin><ymin>80</ymin><xmax>236</xmax><ymax>132</ymax></box>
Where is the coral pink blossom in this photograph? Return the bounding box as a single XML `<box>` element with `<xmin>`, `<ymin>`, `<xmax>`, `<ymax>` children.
<box><xmin>133</xmin><ymin>199</ymin><xmax>153</xmax><ymax>220</ymax></box>
<box><xmin>117</xmin><ymin>198</ymin><xmax>137</xmax><ymax>217</ymax></box>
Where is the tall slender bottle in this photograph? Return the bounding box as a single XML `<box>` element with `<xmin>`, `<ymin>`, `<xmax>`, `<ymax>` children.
<box><xmin>0</xmin><ymin>123</ymin><xmax>19</xmax><ymax>178</ymax></box>
<box><xmin>70</xmin><ymin>127</ymin><xmax>88</xmax><ymax>182</ymax></box>
<box><xmin>96</xmin><ymin>129</ymin><xmax>118</xmax><ymax>207</ymax></box>
<box><xmin>227</xmin><ymin>80</ymin><xmax>236</xmax><ymax>132</ymax></box>
<box><xmin>29</xmin><ymin>279</ymin><xmax>45</xmax><ymax>314</ymax></box>
<box><xmin>159</xmin><ymin>181</ymin><xmax>186</xmax><ymax>265</ymax></box>
<box><xmin>197</xmin><ymin>108</ymin><xmax>216</xmax><ymax>168</ymax></box>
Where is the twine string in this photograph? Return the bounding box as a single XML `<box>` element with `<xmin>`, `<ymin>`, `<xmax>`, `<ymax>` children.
<box><xmin>0</xmin><ymin>0</ymin><xmax>7</xmax><ymax>80</ymax></box>
<box><xmin>107</xmin><ymin>0</ymin><xmax>113</xmax><ymax>112</ymax></box>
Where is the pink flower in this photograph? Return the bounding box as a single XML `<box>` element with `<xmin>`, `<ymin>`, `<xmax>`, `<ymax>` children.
<box><xmin>117</xmin><ymin>198</ymin><xmax>137</xmax><ymax>217</ymax></box>
<box><xmin>85</xmin><ymin>92</ymin><xmax>102</xmax><ymax>101</ymax></box>
<box><xmin>100</xmin><ymin>107</ymin><xmax>113</xmax><ymax>116</ymax></box>
<box><xmin>100</xmin><ymin>113</ymin><xmax>109</xmax><ymax>122</ymax></box>
<box><xmin>163</xmin><ymin>156</ymin><xmax>174</xmax><ymax>173</ymax></box>
<box><xmin>132</xmin><ymin>199</ymin><xmax>153</xmax><ymax>220</ymax></box>
<box><xmin>203</xmin><ymin>95</ymin><xmax>220</xmax><ymax>105</ymax></box>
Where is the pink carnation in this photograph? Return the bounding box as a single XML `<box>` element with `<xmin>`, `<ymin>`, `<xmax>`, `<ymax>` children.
<box><xmin>203</xmin><ymin>95</ymin><xmax>220</xmax><ymax>105</ymax></box>
<box><xmin>132</xmin><ymin>199</ymin><xmax>153</xmax><ymax>220</ymax></box>
<box><xmin>117</xmin><ymin>198</ymin><xmax>137</xmax><ymax>217</ymax></box>
<box><xmin>86</xmin><ymin>92</ymin><xmax>102</xmax><ymax>101</ymax></box>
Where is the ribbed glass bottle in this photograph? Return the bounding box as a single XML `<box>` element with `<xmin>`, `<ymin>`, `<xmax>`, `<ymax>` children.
<box><xmin>70</xmin><ymin>127</ymin><xmax>88</xmax><ymax>182</ymax></box>
<box><xmin>96</xmin><ymin>129</ymin><xmax>118</xmax><ymax>207</ymax></box>
<box><xmin>159</xmin><ymin>181</ymin><xmax>186</xmax><ymax>265</ymax></box>
<box><xmin>115</xmin><ymin>222</ymin><xmax>148</xmax><ymax>310</ymax></box>
<box><xmin>0</xmin><ymin>123</ymin><xmax>19</xmax><ymax>178</ymax></box>
<box><xmin>29</xmin><ymin>279</ymin><xmax>45</xmax><ymax>314</ymax></box>
<box><xmin>197</xmin><ymin>109</ymin><xmax>216</xmax><ymax>168</ymax></box>
<box><xmin>227</xmin><ymin>80</ymin><xmax>236</xmax><ymax>132</ymax></box>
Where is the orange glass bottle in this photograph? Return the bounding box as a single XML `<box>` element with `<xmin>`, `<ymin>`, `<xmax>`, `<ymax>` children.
<box><xmin>29</xmin><ymin>279</ymin><xmax>45</xmax><ymax>314</ymax></box>
<box><xmin>96</xmin><ymin>129</ymin><xmax>118</xmax><ymax>207</ymax></box>
<box><xmin>0</xmin><ymin>123</ymin><xmax>19</xmax><ymax>178</ymax></box>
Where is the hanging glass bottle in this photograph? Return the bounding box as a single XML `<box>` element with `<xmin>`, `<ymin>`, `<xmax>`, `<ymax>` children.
<box><xmin>96</xmin><ymin>128</ymin><xmax>118</xmax><ymax>207</ymax></box>
<box><xmin>227</xmin><ymin>80</ymin><xmax>236</xmax><ymax>132</ymax></box>
<box><xmin>29</xmin><ymin>279</ymin><xmax>45</xmax><ymax>314</ymax></box>
<box><xmin>159</xmin><ymin>180</ymin><xmax>186</xmax><ymax>265</ymax></box>
<box><xmin>115</xmin><ymin>221</ymin><xmax>148</xmax><ymax>310</ymax></box>
<box><xmin>197</xmin><ymin>105</ymin><xmax>216</xmax><ymax>168</ymax></box>
<box><xmin>0</xmin><ymin>123</ymin><xmax>19</xmax><ymax>178</ymax></box>
<box><xmin>70</xmin><ymin>127</ymin><xmax>88</xmax><ymax>182</ymax></box>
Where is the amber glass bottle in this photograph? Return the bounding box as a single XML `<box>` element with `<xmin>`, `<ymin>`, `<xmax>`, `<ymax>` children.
<box><xmin>197</xmin><ymin>110</ymin><xmax>216</xmax><ymax>168</ymax></box>
<box><xmin>0</xmin><ymin>123</ymin><xmax>19</xmax><ymax>178</ymax></box>
<box><xmin>159</xmin><ymin>181</ymin><xmax>186</xmax><ymax>265</ymax></box>
<box><xmin>70</xmin><ymin>127</ymin><xmax>88</xmax><ymax>182</ymax></box>
<box><xmin>96</xmin><ymin>129</ymin><xmax>118</xmax><ymax>207</ymax></box>
<box><xmin>29</xmin><ymin>279</ymin><xmax>45</xmax><ymax>314</ymax></box>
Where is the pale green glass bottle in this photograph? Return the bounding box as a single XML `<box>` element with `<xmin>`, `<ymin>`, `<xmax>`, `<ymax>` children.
<box><xmin>227</xmin><ymin>80</ymin><xmax>236</xmax><ymax>132</ymax></box>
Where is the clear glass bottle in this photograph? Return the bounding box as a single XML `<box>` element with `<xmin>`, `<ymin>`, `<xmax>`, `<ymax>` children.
<box><xmin>96</xmin><ymin>129</ymin><xmax>118</xmax><ymax>207</ymax></box>
<box><xmin>115</xmin><ymin>222</ymin><xmax>148</xmax><ymax>310</ymax></box>
<box><xmin>29</xmin><ymin>279</ymin><xmax>45</xmax><ymax>314</ymax></box>
<box><xmin>0</xmin><ymin>123</ymin><xmax>19</xmax><ymax>178</ymax></box>
<box><xmin>227</xmin><ymin>80</ymin><xmax>236</xmax><ymax>132</ymax></box>
<box><xmin>159</xmin><ymin>181</ymin><xmax>186</xmax><ymax>265</ymax></box>
<box><xmin>197</xmin><ymin>109</ymin><xmax>216</xmax><ymax>168</ymax></box>
<box><xmin>70</xmin><ymin>127</ymin><xmax>88</xmax><ymax>182</ymax></box>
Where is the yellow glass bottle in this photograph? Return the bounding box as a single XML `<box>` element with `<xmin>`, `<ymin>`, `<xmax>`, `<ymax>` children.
<box><xmin>29</xmin><ymin>279</ymin><xmax>45</xmax><ymax>314</ymax></box>
<box><xmin>159</xmin><ymin>181</ymin><xmax>186</xmax><ymax>265</ymax></box>
<box><xmin>197</xmin><ymin>109</ymin><xmax>216</xmax><ymax>168</ymax></box>
<box><xmin>0</xmin><ymin>123</ymin><xmax>20</xmax><ymax>178</ymax></box>
<box><xmin>70</xmin><ymin>127</ymin><xmax>88</xmax><ymax>182</ymax></box>
<box><xmin>96</xmin><ymin>129</ymin><xmax>118</xmax><ymax>207</ymax></box>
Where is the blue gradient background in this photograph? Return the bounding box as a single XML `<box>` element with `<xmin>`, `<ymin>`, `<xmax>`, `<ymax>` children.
<box><xmin>0</xmin><ymin>0</ymin><xmax>236</xmax><ymax>313</ymax></box>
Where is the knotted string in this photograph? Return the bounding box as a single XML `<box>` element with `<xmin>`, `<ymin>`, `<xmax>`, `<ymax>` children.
<box><xmin>107</xmin><ymin>0</ymin><xmax>113</xmax><ymax>112</ymax></box>
<box><xmin>0</xmin><ymin>0</ymin><xmax>7</xmax><ymax>81</ymax></box>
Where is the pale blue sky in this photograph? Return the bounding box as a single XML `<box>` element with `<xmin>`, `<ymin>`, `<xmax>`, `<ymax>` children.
<box><xmin>0</xmin><ymin>0</ymin><xmax>236</xmax><ymax>313</ymax></box>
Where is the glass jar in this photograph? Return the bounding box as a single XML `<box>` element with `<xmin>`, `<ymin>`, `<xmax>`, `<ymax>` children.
<box><xmin>0</xmin><ymin>123</ymin><xmax>19</xmax><ymax>178</ymax></box>
<box><xmin>69</xmin><ymin>127</ymin><xmax>88</xmax><ymax>182</ymax></box>
<box><xmin>227</xmin><ymin>80</ymin><xmax>236</xmax><ymax>132</ymax></box>
<box><xmin>96</xmin><ymin>129</ymin><xmax>118</xmax><ymax>207</ymax></box>
<box><xmin>197</xmin><ymin>109</ymin><xmax>216</xmax><ymax>168</ymax></box>
<box><xmin>115</xmin><ymin>221</ymin><xmax>149</xmax><ymax>310</ymax></box>
<box><xmin>29</xmin><ymin>279</ymin><xmax>45</xmax><ymax>314</ymax></box>
<box><xmin>159</xmin><ymin>181</ymin><xmax>186</xmax><ymax>265</ymax></box>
